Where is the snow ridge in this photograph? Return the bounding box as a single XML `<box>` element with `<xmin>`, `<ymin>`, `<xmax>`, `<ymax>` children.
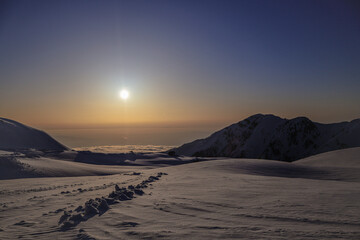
<box><xmin>0</xmin><ymin>117</ymin><xmax>68</xmax><ymax>151</ymax></box>
<box><xmin>173</xmin><ymin>114</ymin><xmax>360</xmax><ymax>161</ymax></box>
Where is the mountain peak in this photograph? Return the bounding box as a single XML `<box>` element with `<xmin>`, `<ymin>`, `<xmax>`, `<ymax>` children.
<box><xmin>173</xmin><ymin>115</ymin><xmax>360</xmax><ymax>161</ymax></box>
<box><xmin>242</xmin><ymin>113</ymin><xmax>279</xmax><ymax>121</ymax></box>
<box><xmin>0</xmin><ymin>117</ymin><xmax>68</xmax><ymax>152</ymax></box>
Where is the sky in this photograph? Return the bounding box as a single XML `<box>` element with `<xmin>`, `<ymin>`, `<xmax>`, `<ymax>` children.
<box><xmin>0</xmin><ymin>0</ymin><xmax>360</xmax><ymax>146</ymax></box>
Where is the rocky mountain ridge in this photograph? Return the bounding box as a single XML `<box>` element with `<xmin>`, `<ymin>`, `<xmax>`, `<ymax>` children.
<box><xmin>173</xmin><ymin>114</ymin><xmax>360</xmax><ymax>161</ymax></box>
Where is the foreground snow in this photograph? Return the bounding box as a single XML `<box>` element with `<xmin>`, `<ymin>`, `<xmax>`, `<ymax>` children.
<box><xmin>0</xmin><ymin>148</ymin><xmax>359</xmax><ymax>239</ymax></box>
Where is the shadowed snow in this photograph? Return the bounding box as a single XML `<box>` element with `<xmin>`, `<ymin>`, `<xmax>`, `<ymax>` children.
<box><xmin>0</xmin><ymin>118</ymin><xmax>68</xmax><ymax>151</ymax></box>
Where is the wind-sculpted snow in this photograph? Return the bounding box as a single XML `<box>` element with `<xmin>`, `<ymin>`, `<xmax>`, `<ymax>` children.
<box><xmin>0</xmin><ymin>155</ymin><xmax>35</xmax><ymax>179</ymax></box>
<box><xmin>0</xmin><ymin>149</ymin><xmax>195</xmax><ymax>179</ymax></box>
<box><xmin>295</xmin><ymin>147</ymin><xmax>360</xmax><ymax>168</ymax></box>
<box><xmin>174</xmin><ymin>114</ymin><xmax>360</xmax><ymax>161</ymax></box>
<box><xmin>59</xmin><ymin>172</ymin><xmax>167</xmax><ymax>231</ymax></box>
<box><xmin>0</xmin><ymin>152</ymin><xmax>359</xmax><ymax>239</ymax></box>
<box><xmin>0</xmin><ymin>117</ymin><xmax>68</xmax><ymax>151</ymax></box>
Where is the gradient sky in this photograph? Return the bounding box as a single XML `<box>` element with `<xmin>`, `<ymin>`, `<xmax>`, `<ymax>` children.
<box><xmin>1</xmin><ymin>0</ymin><xmax>360</xmax><ymax>146</ymax></box>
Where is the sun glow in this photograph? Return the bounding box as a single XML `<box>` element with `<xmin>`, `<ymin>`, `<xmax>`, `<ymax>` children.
<box><xmin>119</xmin><ymin>89</ymin><xmax>129</xmax><ymax>100</ymax></box>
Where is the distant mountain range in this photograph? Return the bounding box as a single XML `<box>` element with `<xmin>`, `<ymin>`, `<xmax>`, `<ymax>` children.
<box><xmin>173</xmin><ymin>114</ymin><xmax>360</xmax><ymax>161</ymax></box>
<box><xmin>0</xmin><ymin>117</ymin><xmax>68</xmax><ymax>152</ymax></box>
<box><xmin>2</xmin><ymin>115</ymin><xmax>360</xmax><ymax>161</ymax></box>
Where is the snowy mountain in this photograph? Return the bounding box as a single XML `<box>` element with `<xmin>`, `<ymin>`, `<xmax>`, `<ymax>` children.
<box><xmin>0</xmin><ymin>117</ymin><xmax>68</xmax><ymax>151</ymax></box>
<box><xmin>173</xmin><ymin>114</ymin><xmax>360</xmax><ymax>161</ymax></box>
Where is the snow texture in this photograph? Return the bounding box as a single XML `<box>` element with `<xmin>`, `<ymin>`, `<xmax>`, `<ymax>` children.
<box><xmin>0</xmin><ymin>148</ymin><xmax>359</xmax><ymax>239</ymax></box>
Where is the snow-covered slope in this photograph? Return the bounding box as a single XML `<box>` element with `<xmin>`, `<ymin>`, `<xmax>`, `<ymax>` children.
<box><xmin>1</xmin><ymin>150</ymin><xmax>359</xmax><ymax>239</ymax></box>
<box><xmin>0</xmin><ymin>118</ymin><xmax>68</xmax><ymax>151</ymax></box>
<box><xmin>0</xmin><ymin>150</ymin><xmax>198</xmax><ymax>180</ymax></box>
<box><xmin>173</xmin><ymin>114</ymin><xmax>360</xmax><ymax>161</ymax></box>
<box><xmin>295</xmin><ymin>147</ymin><xmax>360</xmax><ymax>168</ymax></box>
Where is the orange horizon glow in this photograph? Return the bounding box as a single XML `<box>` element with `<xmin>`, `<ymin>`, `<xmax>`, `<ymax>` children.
<box><xmin>1</xmin><ymin>0</ymin><xmax>359</xmax><ymax>142</ymax></box>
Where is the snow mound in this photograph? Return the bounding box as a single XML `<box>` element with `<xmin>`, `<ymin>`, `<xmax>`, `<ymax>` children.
<box><xmin>0</xmin><ymin>149</ymin><xmax>196</xmax><ymax>179</ymax></box>
<box><xmin>173</xmin><ymin>114</ymin><xmax>360</xmax><ymax>161</ymax></box>
<box><xmin>0</xmin><ymin>117</ymin><xmax>68</xmax><ymax>151</ymax></box>
<box><xmin>295</xmin><ymin>147</ymin><xmax>360</xmax><ymax>168</ymax></box>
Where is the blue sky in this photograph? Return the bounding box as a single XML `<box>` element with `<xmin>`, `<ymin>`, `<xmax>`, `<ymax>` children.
<box><xmin>1</xmin><ymin>0</ymin><xmax>359</xmax><ymax>131</ymax></box>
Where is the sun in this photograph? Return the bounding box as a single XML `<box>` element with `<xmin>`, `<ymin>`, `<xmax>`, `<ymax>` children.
<box><xmin>119</xmin><ymin>89</ymin><xmax>129</xmax><ymax>100</ymax></box>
